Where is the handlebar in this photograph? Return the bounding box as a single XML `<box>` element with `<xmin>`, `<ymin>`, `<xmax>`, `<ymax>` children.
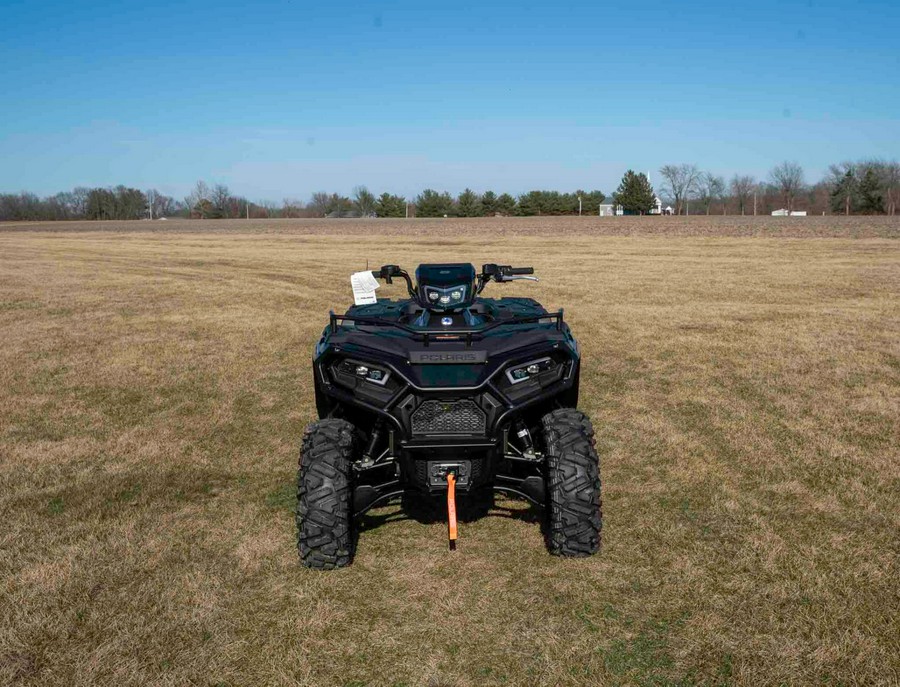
<box><xmin>372</xmin><ymin>265</ymin><xmax>416</xmax><ymax>297</ymax></box>
<box><xmin>370</xmin><ymin>263</ymin><xmax>536</xmax><ymax>299</ymax></box>
<box><xmin>371</xmin><ymin>265</ymin><xmax>401</xmax><ymax>279</ymax></box>
<box><xmin>481</xmin><ymin>264</ymin><xmax>533</xmax><ymax>278</ymax></box>
<box><xmin>476</xmin><ymin>264</ymin><xmax>537</xmax><ymax>293</ymax></box>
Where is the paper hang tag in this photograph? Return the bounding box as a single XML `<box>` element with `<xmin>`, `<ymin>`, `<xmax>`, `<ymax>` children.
<box><xmin>350</xmin><ymin>270</ymin><xmax>380</xmax><ymax>305</ymax></box>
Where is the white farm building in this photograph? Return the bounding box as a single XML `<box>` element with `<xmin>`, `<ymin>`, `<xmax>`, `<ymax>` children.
<box><xmin>598</xmin><ymin>196</ymin><xmax>671</xmax><ymax>216</ymax></box>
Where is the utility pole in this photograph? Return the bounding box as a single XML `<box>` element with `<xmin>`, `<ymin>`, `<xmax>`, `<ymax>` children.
<box><xmin>246</xmin><ymin>201</ymin><xmax>250</xmax><ymax>220</ymax></box>
<box><xmin>148</xmin><ymin>190</ymin><xmax>153</xmax><ymax>220</ymax></box>
<box><xmin>578</xmin><ymin>195</ymin><xmax>582</xmax><ymax>216</ymax></box>
<box><xmin>753</xmin><ymin>190</ymin><xmax>757</xmax><ymax>216</ymax></box>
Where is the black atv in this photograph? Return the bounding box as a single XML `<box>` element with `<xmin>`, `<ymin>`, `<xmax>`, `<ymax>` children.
<box><xmin>298</xmin><ymin>263</ymin><xmax>601</xmax><ymax>569</ymax></box>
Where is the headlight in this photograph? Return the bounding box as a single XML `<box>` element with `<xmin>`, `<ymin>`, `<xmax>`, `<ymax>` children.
<box><xmin>423</xmin><ymin>284</ymin><xmax>468</xmax><ymax>308</ymax></box>
<box><xmin>506</xmin><ymin>357</ymin><xmax>554</xmax><ymax>384</ymax></box>
<box><xmin>336</xmin><ymin>359</ymin><xmax>391</xmax><ymax>386</ymax></box>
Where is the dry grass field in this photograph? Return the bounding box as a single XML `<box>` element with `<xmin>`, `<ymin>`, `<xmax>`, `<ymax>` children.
<box><xmin>1</xmin><ymin>218</ymin><xmax>898</xmax><ymax>686</ymax></box>
<box><xmin>3</xmin><ymin>215</ymin><xmax>900</xmax><ymax>238</ymax></box>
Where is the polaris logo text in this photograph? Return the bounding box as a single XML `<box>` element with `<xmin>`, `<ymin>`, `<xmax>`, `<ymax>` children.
<box><xmin>409</xmin><ymin>350</ymin><xmax>488</xmax><ymax>364</ymax></box>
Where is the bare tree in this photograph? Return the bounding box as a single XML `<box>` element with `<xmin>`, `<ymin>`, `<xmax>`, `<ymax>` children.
<box><xmin>260</xmin><ymin>200</ymin><xmax>279</xmax><ymax>218</ymax></box>
<box><xmin>696</xmin><ymin>176</ymin><xmax>712</xmax><ymax>215</ymax></box>
<box><xmin>658</xmin><ymin>164</ymin><xmax>700</xmax><ymax>215</ymax></box>
<box><xmin>210</xmin><ymin>184</ymin><xmax>232</xmax><ymax>218</ymax></box>
<box><xmin>71</xmin><ymin>186</ymin><xmax>91</xmax><ymax>217</ymax></box>
<box><xmin>698</xmin><ymin>172</ymin><xmax>726</xmax><ymax>215</ymax></box>
<box><xmin>868</xmin><ymin>159</ymin><xmax>899</xmax><ymax>216</ymax></box>
<box><xmin>352</xmin><ymin>186</ymin><xmax>377</xmax><ymax>217</ymax></box>
<box><xmin>711</xmin><ymin>175</ymin><xmax>726</xmax><ymax>215</ymax></box>
<box><xmin>147</xmin><ymin>189</ymin><xmax>174</xmax><ymax>219</ymax></box>
<box><xmin>769</xmin><ymin>161</ymin><xmax>805</xmax><ymax>213</ymax></box>
<box><xmin>282</xmin><ymin>198</ymin><xmax>304</xmax><ymax>218</ymax></box>
<box><xmin>51</xmin><ymin>191</ymin><xmax>76</xmax><ymax>219</ymax></box>
<box><xmin>885</xmin><ymin>161</ymin><xmax>900</xmax><ymax>216</ymax></box>
<box><xmin>755</xmin><ymin>181</ymin><xmax>771</xmax><ymax>215</ymax></box>
<box><xmin>807</xmin><ymin>180</ymin><xmax>832</xmax><ymax>216</ymax></box>
<box><xmin>185</xmin><ymin>180</ymin><xmax>211</xmax><ymax>218</ymax></box>
<box><xmin>729</xmin><ymin>175</ymin><xmax>756</xmax><ymax>215</ymax></box>
<box><xmin>194</xmin><ymin>180</ymin><xmax>210</xmax><ymax>203</ymax></box>
<box><xmin>309</xmin><ymin>191</ymin><xmax>330</xmax><ymax>217</ymax></box>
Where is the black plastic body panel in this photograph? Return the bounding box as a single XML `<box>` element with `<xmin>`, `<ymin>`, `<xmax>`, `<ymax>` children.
<box><xmin>312</xmin><ymin>295</ymin><xmax>581</xmax><ymax>493</ymax></box>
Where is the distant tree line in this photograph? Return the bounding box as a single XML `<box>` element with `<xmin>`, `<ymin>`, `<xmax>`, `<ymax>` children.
<box><xmin>2</xmin><ymin>159</ymin><xmax>898</xmax><ymax>221</ymax></box>
<box><xmin>655</xmin><ymin>159</ymin><xmax>900</xmax><ymax>216</ymax></box>
<box><xmin>0</xmin><ymin>186</ymin><xmax>176</xmax><ymax>221</ymax></box>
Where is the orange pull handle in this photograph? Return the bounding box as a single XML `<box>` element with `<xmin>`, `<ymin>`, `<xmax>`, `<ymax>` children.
<box><xmin>447</xmin><ymin>472</ymin><xmax>458</xmax><ymax>550</ymax></box>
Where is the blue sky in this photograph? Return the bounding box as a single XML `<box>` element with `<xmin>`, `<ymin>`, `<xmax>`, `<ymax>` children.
<box><xmin>2</xmin><ymin>0</ymin><xmax>898</xmax><ymax>200</ymax></box>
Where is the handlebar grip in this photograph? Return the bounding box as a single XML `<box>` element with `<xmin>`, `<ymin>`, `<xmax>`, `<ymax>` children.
<box><xmin>374</xmin><ymin>264</ymin><xmax>402</xmax><ymax>279</ymax></box>
<box><xmin>507</xmin><ymin>266</ymin><xmax>534</xmax><ymax>275</ymax></box>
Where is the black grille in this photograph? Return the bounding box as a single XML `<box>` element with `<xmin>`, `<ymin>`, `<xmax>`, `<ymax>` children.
<box><xmin>411</xmin><ymin>399</ymin><xmax>486</xmax><ymax>435</ymax></box>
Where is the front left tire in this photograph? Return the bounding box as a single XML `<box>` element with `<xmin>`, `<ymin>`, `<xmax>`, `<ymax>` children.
<box><xmin>541</xmin><ymin>409</ymin><xmax>602</xmax><ymax>557</ymax></box>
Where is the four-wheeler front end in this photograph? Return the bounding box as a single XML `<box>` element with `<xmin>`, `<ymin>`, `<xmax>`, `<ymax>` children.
<box><xmin>297</xmin><ymin>262</ymin><xmax>601</xmax><ymax>569</ymax></box>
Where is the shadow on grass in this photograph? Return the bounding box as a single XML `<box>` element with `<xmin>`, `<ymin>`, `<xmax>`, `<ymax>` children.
<box><xmin>357</xmin><ymin>491</ymin><xmax>543</xmax><ymax>532</ymax></box>
<box><xmin>269</xmin><ymin>478</ymin><xmax>546</xmax><ymax>561</ymax></box>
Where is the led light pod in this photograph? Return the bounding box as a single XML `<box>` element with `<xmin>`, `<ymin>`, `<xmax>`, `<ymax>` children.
<box><xmin>337</xmin><ymin>359</ymin><xmax>391</xmax><ymax>386</ymax></box>
<box><xmin>506</xmin><ymin>357</ymin><xmax>555</xmax><ymax>384</ymax></box>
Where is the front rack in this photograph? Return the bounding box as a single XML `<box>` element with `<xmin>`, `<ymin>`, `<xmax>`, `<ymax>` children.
<box><xmin>329</xmin><ymin>310</ymin><xmax>564</xmax><ymax>347</ymax></box>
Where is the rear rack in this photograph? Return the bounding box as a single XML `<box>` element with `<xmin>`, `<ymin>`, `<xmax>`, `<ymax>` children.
<box><xmin>329</xmin><ymin>310</ymin><xmax>564</xmax><ymax>347</ymax></box>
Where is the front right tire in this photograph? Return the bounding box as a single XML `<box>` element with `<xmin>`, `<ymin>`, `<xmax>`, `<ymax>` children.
<box><xmin>297</xmin><ymin>419</ymin><xmax>356</xmax><ymax>569</ymax></box>
<box><xmin>542</xmin><ymin>409</ymin><xmax>602</xmax><ymax>556</ymax></box>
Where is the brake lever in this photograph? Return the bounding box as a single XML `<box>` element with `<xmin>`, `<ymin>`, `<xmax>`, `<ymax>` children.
<box><xmin>499</xmin><ymin>275</ymin><xmax>539</xmax><ymax>282</ymax></box>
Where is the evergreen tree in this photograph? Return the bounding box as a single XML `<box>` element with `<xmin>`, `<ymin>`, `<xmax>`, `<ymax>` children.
<box><xmin>352</xmin><ymin>186</ymin><xmax>377</xmax><ymax>217</ymax></box>
<box><xmin>325</xmin><ymin>193</ymin><xmax>353</xmax><ymax>217</ymax></box>
<box><xmin>580</xmin><ymin>190</ymin><xmax>606</xmax><ymax>215</ymax></box>
<box><xmin>613</xmin><ymin>170</ymin><xmax>655</xmax><ymax>214</ymax></box>
<box><xmin>830</xmin><ymin>169</ymin><xmax>858</xmax><ymax>215</ymax></box>
<box><xmin>481</xmin><ymin>191</ymin><xmax>497</xmax><ymax>216</ymax></box>
<box><xmin>553</xmin><ymin>192</ymin><xmax>575</xmax><ymax>214</ymax></box>
<box><xmin>415</xmin><ymin>189</ymin><xmax>455</xmax><ymax>217</ymax></box>
<box><xmin>375</xmin><ymin>192</ymin><xmax>406</xmax><ymax>217</ymax></box>
<box><xmin>495</xmin><ymin>193</ymin><xmax>516</xmax><ymax>216</ymax></box>
<box><xmin>516</xmin><ymin>190</ymin><xmax>544</xmax><ymax>215</ymax></box>
<box><xmin>857</xmin><ymin>168</ymin><xmax>884</xmax><ymax>214</ymax></box>
<box><xmin>456</xmin><ymin>188</ymin><xmax>483</xmax><ymax>217</ymax></box>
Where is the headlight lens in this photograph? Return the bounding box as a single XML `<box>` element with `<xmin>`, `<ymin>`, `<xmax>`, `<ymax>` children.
<box><xmin>423</xmin><ymin>284</ymin><xmax>468</xmax><ymax>308</ymax></box>
<box><xmin>337</xmin><ymin>359</ymin><xmax>391</xmax><ymax>386</ymax></box>
<box><xmin>506</xmin><ymin>357</ymin><xmax>554</xmax><ymax>384</ymax></box>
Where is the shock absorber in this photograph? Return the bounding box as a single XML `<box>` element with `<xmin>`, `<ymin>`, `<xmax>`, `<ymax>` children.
<box><xmin>515</xmin><ymin>419</ymin><xmax>535</xmax><ymax>456</ymax></box>
<box><xmin>360</xmin><ymin>422</ymin><xmax>383</xmax><ymax>467</ymax></box>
